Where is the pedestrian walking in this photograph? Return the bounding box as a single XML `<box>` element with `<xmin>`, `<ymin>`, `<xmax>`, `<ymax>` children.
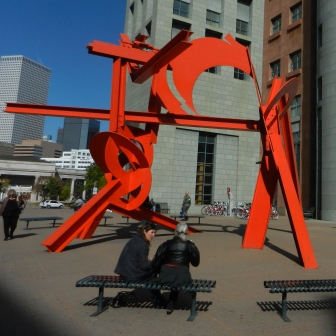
<box><xmin>181</xmin><ymin>191</ymin><xmax>191</xmax><ymax>221</ymax></box>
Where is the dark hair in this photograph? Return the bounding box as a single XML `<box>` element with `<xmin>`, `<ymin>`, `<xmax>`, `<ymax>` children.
<box><xmin>139</xmin><ymin>222</ymin><xmax>157</xmax><ymax>245</ymax></box>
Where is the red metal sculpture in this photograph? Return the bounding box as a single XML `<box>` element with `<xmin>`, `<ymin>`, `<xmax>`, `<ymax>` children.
<box><xmin>5</xmin><ymin>31</ymin><xmax>317</xmax><ymax>268</ymax></box>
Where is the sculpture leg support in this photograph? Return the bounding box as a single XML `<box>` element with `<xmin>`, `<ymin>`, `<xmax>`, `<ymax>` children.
<box><xmin>243</xmin><ymin>154</ymin><xmax>278</xmax><ymax>248</ymax></box>
<box><xmin>270</xmin><ymin>134</ymin><xmax>317</xmax><ymax>269</ymax></box>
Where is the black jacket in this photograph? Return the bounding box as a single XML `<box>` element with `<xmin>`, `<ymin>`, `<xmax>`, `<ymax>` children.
<box><xmin>114</xmin><ymin>234</ymin><xmax>151</xmax><ymax>278</ymax></box>
<box><xmin>151</xmin><ymin>236</ymin><xmax>200</xmax><ymax>272</ymax></box>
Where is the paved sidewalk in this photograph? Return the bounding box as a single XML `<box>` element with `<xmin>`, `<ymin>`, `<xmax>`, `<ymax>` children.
<box><xmin>1</xmin><ymin>206</ymin><xmax>336</xmax><ymax>335</ymax></box>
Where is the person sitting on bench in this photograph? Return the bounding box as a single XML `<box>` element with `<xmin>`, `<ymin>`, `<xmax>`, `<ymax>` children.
<box><xmin>114</xmin><ymin>222</ymin><xmax>165</xmax><ymax>307</ymax></box>
<box><xmin>150</xmin><ymin>222</ymin><xmax>200</xmax><ymax>314</ymax></box>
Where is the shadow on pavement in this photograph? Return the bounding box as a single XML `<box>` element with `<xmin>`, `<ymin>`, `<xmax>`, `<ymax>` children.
<box><xmin>219</xmin><ymin>224</ymin><xmax>301</xmax><ymax>265</ymax></box>
<box><xmin>11</xmin><ymin>233</ymin><xmax>37</xmax><ymax>239</ymax></box>
<box><xmin>83</xmin><ymin>289</ymin><xmax>213</xmax><ymax>315</ymax></box>
<box><xmin>0</xmin><ymin>285</ymin><xmax>59</xmax><ymax>336</ymax></box>
<box><xmin>264</xmin><ymin>237</ymin><xmax>300</xmax><ymax>265</ymax></box>
<box><xmin>64</xmin><ymin>223</ymin><xmax>172</xmax><ymax>251</ymax></box>
<box><xmin>24</xmin><ymin>225</ymin><xmax>62</xmax><ymax>230</ymax></box>
<box><xmin>257</xmin><ymin>297</ymin><xmax>336</xmax><ymax>325</ymax></box>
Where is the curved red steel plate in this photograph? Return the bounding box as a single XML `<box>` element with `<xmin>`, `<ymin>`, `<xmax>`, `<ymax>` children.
<box><xmin>155</xmin><ymin>34</ymin><xmax>252</xmax><ymax>115</ymax></box>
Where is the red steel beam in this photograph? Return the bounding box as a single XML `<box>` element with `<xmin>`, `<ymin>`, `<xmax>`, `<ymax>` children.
<box><xmin>5</xmin><ymin>103</ymin><xmax>109</xmax><ymax>120</ymax></box>
<box><xmin>87</xmin><ymin>40</ymin><xmax>152</xmax><ymax>63</ymax></box>
<box><xmin>124</xmin><ymin>111</ymin><xmax>260</xmax><ymax>131</ymax></box>
<box><xmin>131</xmin><ymin>30</ymin><xmax>193</xmax><ymax>84</ymax></box>
<box><xmin>5</xmin><ymin>103</ymin><xmax>260</xmax><ymax>132</ymax></box>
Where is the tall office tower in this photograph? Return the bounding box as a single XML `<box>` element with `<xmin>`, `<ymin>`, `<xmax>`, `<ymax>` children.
<box><xmin>317</xmin><ymin>1</ymin><xmax>336</xmax><ymax>220</ymax></box>
<box><xmin>124</xmin><ymin>0</ymin><xmax>264</xmax><ymax>212</ymax></box>
<box><xmin>0</xmin><ymin>56</ymin><xmax>51</xmax><ymax>144</ymax></box>
<box><xmin>57</xmin><ymin>118</ymin><xmax>100</xmax><ymax>151</ymax></box>
<box><xmin>262</xmin><ymin>1</ymin><xmax>319</xmax><ymax>216</ymax></box>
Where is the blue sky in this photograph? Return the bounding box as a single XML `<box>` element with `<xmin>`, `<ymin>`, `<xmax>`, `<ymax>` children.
<box><xmin>1</xmin><ymin>0</ymin><xmax>126</xmax><ymax>141</ymax></box>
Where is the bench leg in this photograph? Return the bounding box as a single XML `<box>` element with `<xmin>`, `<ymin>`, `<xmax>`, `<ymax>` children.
<box><xmin>91</xmin><ymin>286</ymin><xmax>108</xmax><ymax>316</ymax></box>
<box><xmin>198</xmin><ymin>218</ymin><xmax>201</xmax><ymax>224</ymax></box>
<box><xmin>278</xmin><ymin>292</ymin><xmax>291</xmax><ymax>322</ymax></box>
<box><xmin>53</xmin><ymin>220</ymin><xmax>56</xmax><ymax>227</ymax></box>
<box><xmin>187</xmin><ymin>292</ymin><xmax>198</xmax><ymax>321</ymax></box>
<box><xmin>104</xmin><ymin>218</ymin><xmax>107</xmax><ymax>226</ymax></box>
<box><xmin>25</xmin><ymin>221</ymin><xmax>30</xmax><ymax>230</ymax></box>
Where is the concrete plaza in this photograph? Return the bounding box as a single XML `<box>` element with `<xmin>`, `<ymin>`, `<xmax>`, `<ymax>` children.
<box><xmin>1</xmin><ymin>206</ymin><xmax>336</xmax><ymax>335</ymax></box>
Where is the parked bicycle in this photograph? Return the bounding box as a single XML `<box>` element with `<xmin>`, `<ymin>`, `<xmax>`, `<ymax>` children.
<box><xmin>234</xmin><ymin>202</ymin><xmax>251</xmax><ymax>219</ymax></box>
<box><xmin>234</xmin><ymin>202</ymin><xmax>279</xmax><ymax>220</ymax></box>
<box><xmin>201</xmin><ymin>201</ymin><xmax>228</xmax><ymax>216</ymax></box>
<box><xmin>270</xmin><ymin>207</ymin><xmax>279</xmax><ymax>220</ymax></box>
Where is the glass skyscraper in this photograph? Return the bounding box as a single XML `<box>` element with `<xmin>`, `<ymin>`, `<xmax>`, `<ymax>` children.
<box><xmin>57</xmin><ymin>118</ymin><xmax>100</xmax><ymax>151</ymax></box>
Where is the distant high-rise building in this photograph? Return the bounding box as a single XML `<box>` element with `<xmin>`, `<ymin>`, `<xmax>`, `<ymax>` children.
<box><xmin>0</xmin><ymin>56</ymin><xmax>51</xmax><ymax>144</ymax></box>
<box><xmin>57</xmin><ymin>128</ymin><xmax>64</xmax><ymax>146</ymax></box>
<box><xmin>57</xmin><ymin>118</ymin><xmax>100</xmax><ymax>151</ymax></box>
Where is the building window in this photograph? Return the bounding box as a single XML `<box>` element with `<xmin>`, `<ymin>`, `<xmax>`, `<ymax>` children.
<box><xmin>146</xmin><ymin>21</ymin><xmax>152</xmax><ymax>36</ymax></box>
<box><xmin>236</xmin><ymin>0</ymin><xmax>251</xmax><ymax>36</ymax></box>
<box><xmin>236</xmin><ymin>20</ymin><xmax>248</xmax><ymax>35</ymax></box>
<box><xmin>270</xmin><ymin>60</ymin><xmax>280</xmax><ymax>79</ymax></box>
<box><xmin>206</xmin><ymin>9</ymin><xmax>220</xmax><ymax>27</ymax></box>
<box><xmin>318</xmin><ymin>24</ymin><xmax>322</xmax><ymax>49</ymax></box>
<box><xmin>195</xmin><ymin>132</ymin><xmax>216</xmax><ymax>205</ymax></box>
<box><xmin>271</xmin><ymin>15</ymin><xmax>281</xmax><ymax>34</ymax></box>
<box><xmin>171</xmin><ymin>19</ymin><xmax>191</xmax><ymax>39</ymax></box>
<box><xmin>291</xmin><ymin>3</ymin><xmax>302</xmax><ymax>23</ymax></box>
<box><xmin>234</xmin><ymin>38</ymin><xmax>251</xmax><ymax>80</ymax></box>
<box><xmin>290</xmin><ymin>95</ymin><xmax>301</xmax><ymax>118</ymax></box>
<box><xmin>292</xmin><ymin>132</ymin><xmax>300</xmax><ymax>176</ymax></box>
<box><xmin>173</xmin><ymin>0</ymin><xmax>190</xmax><ymax>18</ymax></box>
<box><xmin>290</xmin><ymin>50</ymin><xmax>301</xmax><ymax>71</ymax></box>
<box><xmin>204</xmin><ymin>29</ymin><xmax>222</xmax><ymax>74</ymax></box>
<box><xmin>317</xmin><ymin>76</ymin><xmax>322</xmax><ymax>102</ymax></box>
<box><xmin>130</xmin><ymin>2</ymin><xmax>134</xmax><ymax>15</ymax></box>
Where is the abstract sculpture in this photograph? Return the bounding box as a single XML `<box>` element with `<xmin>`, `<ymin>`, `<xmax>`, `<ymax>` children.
<box><xmin>6</xmin><ymin>30</ymin><xmax>317</xmax><ymax>268</ymax></box>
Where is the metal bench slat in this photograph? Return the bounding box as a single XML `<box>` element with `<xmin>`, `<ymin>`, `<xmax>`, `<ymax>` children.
<box><xmin>76</xmin><ymin>275</ymin><xmax>215</xmax><ymax>291</ymax></box>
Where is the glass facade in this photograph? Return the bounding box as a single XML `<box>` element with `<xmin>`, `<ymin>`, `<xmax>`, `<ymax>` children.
<box><xmin>195</xmin><ymin>132</ymin><xmax>216</xmax><ymax>205</ymax></box>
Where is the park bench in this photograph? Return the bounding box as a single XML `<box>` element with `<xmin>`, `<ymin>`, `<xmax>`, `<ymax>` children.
<box><xmin>101</xmin><ymin>215</ymin><xmax>113</xmax><ymax>226</ymax></box>
<box><xmin>122</xmin><ymin>216</ymin><xmax>131</xmax><ymax>224</ymax></box>
<box><xmin>170</xmin><ymin>215</ymin><xmax>205</xmax><ymax>224</ymax></box>
<box><xmin>76</xmin><ymin>275</ymin><xmax>216</xmax><ymax>321</ymax></box>
<box><xmin>19</xmin><ymin>216</ymin><xmax>63</xmax><ymax>229</ymax></box>
<box><xmin>264</xmin><ymin>279</ymin><xmax>336</xmax><ymax>322</ymax></box>
<box><xmin>303</xmin><ymin>207</ymin><xmax>315</xmax><ymax>219</ymax></box>
<box><xmin>156</xmin><ymin>202</ymin><xmax>170</xmax><ymax>214</ymax></box>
